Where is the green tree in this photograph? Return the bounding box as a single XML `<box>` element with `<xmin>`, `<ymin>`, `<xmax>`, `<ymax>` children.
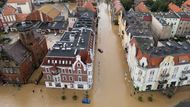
<box><xmin>121</xmin><ymin>0</ymin><xmax>134</xmax><ymax>11</ymax></box>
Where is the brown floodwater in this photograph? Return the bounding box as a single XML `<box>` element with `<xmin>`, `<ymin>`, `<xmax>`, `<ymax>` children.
<box><xmin>0</xmin><ymin>3</ymin><xmax>190</xmax><ymax>107</ymax></box>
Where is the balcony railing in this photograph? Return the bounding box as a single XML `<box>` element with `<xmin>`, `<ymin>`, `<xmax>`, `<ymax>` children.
<box><xmin>158</xmin><ymin>80</ymin><xmax>168</xmax><ymax>84</ymax></box>
<box><xmin>160</xmin><ymin>73</ymin><xmax>169</xmax><ymax>78</ymax></box>
<box><xmin>179</xmin><ymin>76</ymin><xmax>188</xmax><ymax>81</ymax></box>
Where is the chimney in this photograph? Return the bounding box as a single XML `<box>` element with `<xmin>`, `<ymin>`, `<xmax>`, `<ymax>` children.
<box><xmin>69</xmin><ymin>34</ymin><xmax>75</xmax><ymax>42</ymax></box>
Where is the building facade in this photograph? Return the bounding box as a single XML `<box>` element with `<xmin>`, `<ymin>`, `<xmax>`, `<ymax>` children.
<box><xmin>41</xmin><ymin>10</ymin><xmax>97</xmax><ymax>90</ymax></box>
<box><xmin>0</xmin><ymin>22</ymin><xmax>48</xmax><ymax>84</ymax></box>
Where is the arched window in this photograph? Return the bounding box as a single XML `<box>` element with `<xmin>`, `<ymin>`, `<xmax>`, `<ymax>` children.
<box><xmin>47</xmin><ymin>74</ymin><xmax>51</xmax><ymax>80</ymax></box>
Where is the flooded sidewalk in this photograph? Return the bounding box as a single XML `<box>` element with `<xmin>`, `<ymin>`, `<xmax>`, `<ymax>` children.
<box><xmin>0</xmin><ymin>2</ymin><xmax>190</xmax><ymax>107</ymax></box>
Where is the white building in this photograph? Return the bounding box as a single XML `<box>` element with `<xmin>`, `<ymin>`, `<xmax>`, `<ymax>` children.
<box><xmin>120</xmin><ymin>10</ymin><xmax>190</xmax><ymax>92</ymax></box>
<box><xmin>7</xmin><ymin>0</ymin><xmax>32</xmax><ymax>14</ymax></box>
<box><xmin>127</xmin><ymin>38</ymin><xmax>190</xmax><ymax>91</ymax></box>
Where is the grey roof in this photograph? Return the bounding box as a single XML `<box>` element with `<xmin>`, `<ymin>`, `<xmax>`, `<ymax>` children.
<box><xmin>126</xmin><ymin>10</ymin><xmax>190</xmax><ymax>57</ymax></box>
<box><xmin>135</xmin><ymin>37</ymin><xmax>190</xmax><ymax>57</ymax></box>
<box><xmin>54</xmin><ymin>16</ymin><xmax>65</xmax><ymax>22</ymax></box>
<box><xmin>37</xmin><ymin>21</ymin><xmax>68</xmax><ymax>30</ymax></box>
<box><xmin>47</xmin><ymin>27</ymin><xmax>93</xmax><ymax>57</ymax></box>
<box><xmin>176</xmin><ymin>12</ymin><xmax>190</xmax><ymax>18</ymax></box>
<box><xmin>3</xmin><ymin>40</ymin><xmax>30</xmax><ymax>64</ymax></box>
<box><xmin>153</xmin><ymin>12</ymin><xmax>178</xmax><ymax>18</ymax></box>
<box><xmin>73</xmin><ymin>17</ymin><xmax>94</xmax><ymax>29</ymax></box>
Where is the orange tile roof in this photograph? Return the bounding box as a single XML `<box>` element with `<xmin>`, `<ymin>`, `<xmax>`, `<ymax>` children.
<box><xmin>135</xmin><ymin>2</ymin><xmax>150</xmax><ymax>13</ymax></box>
<box><xmin>2</xmin><ymin>5</ymin><xmax>16</xmax><ymax>16</ymax></box>
<box><xmin>182</xmin><ymin>0</ymin><xmax>190</xmax><ymax>10</ymax></box>
<box><xmin>16</xmin><ymin>13</ymin><xmax>28</xmax><ymax>22</ymax></box>
<box><xmin>83</xmin><ymin>2</ymin><xmax>96</xmax><ymax>13</ymax></box>
<box><xmin>168</xmin><ymin>2</ymin><xmax>182</xmax><ymax>12</ymax></box>
<box><xmin>7</xmin><ymin>0</ymin><xmax>30</xmax><ymax>3</ymax></box>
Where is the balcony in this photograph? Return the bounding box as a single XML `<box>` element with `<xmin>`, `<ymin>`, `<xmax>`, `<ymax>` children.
<box><xmin>179</xmin><ymin>76</ymin><xmax>188</xmax><ymax>81</ymax></box>
<box><xmin>160</xmin><ymin>73</ymin><xmax>169</xmax><ymax>78</ymax></box>
<box><xmin>158</xmin><ymin>80</ymin><xmax>168</xmax><ymax>84</ymax></box>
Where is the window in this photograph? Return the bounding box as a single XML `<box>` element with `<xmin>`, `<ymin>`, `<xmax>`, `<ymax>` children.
<box><xmin>78</xmin><ymin>69</ymin><xmax>82</xmax><ymax>74</ymax></box>
<box><xmin>54</xmin><ymin>60</ymin><xmax>57</xmax><ymax>64</ymax></box>
<box><xmin>150</xmin><ymin>70</ymin><xmax>154</xmax><ymax>75</ymax></box>
<box><xmin>49</xmin><ymin>82</ymin><xmax>52</xmax><ymax>86</ymax></box>
<box><xmin>63</xmin><ymin>75</ymin><xmax>67</xmax><ymax>81</ymax></box>
<box><xmin>69</xmin><ymin>76</ymin><xmax>73</xmax><ymax>81</ymax></box>
<box><xmin>78</xmin><ymin>76</ymin><xmax>82</xmax><ymax>81</ymax></box>
<box><xmin>148</xmin><ymin>77</ymin><xmax>153</xmax><ymax>82</ymax></box>
<box><xmin>69</xmin><ymin>61</ymin><xmax>72</xmax><ymax>64</ymax></box>
<box><xmin>68</xmin><ymin>69</ymin><xmax>72</xmax><ymax>74</ymax></box>
<box><xmin>57</xmin><ymin>69</ymin><xmax>61</xmax><ymax>73</ymax></box>
<box><xmin>65</xmin><ymin>60</ymin><xmax>68</xmax><ymax>64</ymax></box>
<box><xmin>184</xmin><ymin>66</ymin><xmax>189</xmax><ymax>71</ymax></box>
<box><xmin>48</xmin><ymin>60</ymin><xmax>50</xmax><ymax>64</ymax></box>
<box><xmin>59</xmin><ymin>60</ymin><xmax>61</xmax><ymax>64</ymax></box>
<box><xmin>52</xmin><ymin>60</ymin><xmax>54</xmax><ymax>64</ymax></box>
<box><xmin>17</xmin><ymin>7</ymin><xmax>22</xmax><ymax>13</ymax></box>
<box><xmin>62</xmin><ymin>60</ymin><xmax>65</xmax><ymax>64</ymax></box>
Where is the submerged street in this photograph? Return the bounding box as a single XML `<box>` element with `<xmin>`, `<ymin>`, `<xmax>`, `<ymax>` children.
<box><xmin>0</xmin><ymin>2</ymin><xmax>190</xmax><ymax>107</ymax></box>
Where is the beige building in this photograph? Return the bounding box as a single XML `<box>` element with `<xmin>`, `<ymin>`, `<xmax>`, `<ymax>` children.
<box><xmin>151</xmin><ymin>15</ymin><xmax>172</xmax><ymax>39</ymax></box>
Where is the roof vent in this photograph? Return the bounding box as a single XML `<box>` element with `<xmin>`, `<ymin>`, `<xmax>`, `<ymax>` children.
<box><xmin>21</xmin><ymin>22</ymin><xmax>26</xmax><ymax>26</ymax></box>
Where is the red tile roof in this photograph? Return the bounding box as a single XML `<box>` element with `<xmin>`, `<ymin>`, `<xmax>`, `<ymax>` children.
<box><xmin>16</xmin><ymin>13</ymin><xmax>28</xmax><ymax>22</ymax></box>
<box><xmin>135</xmin><ymin>2</ymin><xmax>150</xmax><ymax>13</ymax></box>
<box><xmin>182</xmin><ymin>0</ymin><xmax>190</xmax><ymax>10</ymax></box>
<box><xmin>2</xmin><ymin>5</ymin><xmax>16</xmax><ymax>16</ymax></box>
<box><xmin>168</xmin><ymin>2</ymin><xmax>182</xmax><ymax>12</ymax></box>
<box><xmin>7</xmin><ymin>0</ymin><xmax>30</xmax><ymax>3</ymax></box>
<box><xmin>83</xmin><ymin>2</ymin><xmax>96</xmax><ymax>13</ymax></box>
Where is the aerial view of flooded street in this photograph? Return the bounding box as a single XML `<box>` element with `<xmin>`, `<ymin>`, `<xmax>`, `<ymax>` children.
<box><xmin>1</xmin><ymin>1</ymin><xmax>190</xmax><ymax>107</ymax></box>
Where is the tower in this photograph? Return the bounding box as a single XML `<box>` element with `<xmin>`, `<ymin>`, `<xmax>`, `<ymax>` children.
<box><xmin>16</xmin><ymin>22</ymin><xmax>35</xmax><ymax>50</ymax></box>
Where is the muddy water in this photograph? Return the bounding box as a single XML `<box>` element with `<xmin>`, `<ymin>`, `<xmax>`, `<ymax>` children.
<box><xmin>0</xmin><ymin>3</ymin><xmax>190</xmax><ymax>107</ymax></box>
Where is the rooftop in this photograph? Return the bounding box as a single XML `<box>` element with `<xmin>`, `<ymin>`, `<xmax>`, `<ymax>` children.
<box><xmin>2</xmin><ymin>40</ymin><xmax>30</xmax><ymax>64</ymax></box>
<box><xmin>135</xmin><ymin>2</ymin><xmax>150</xmax><ymax>13</ymax></box>
<box><xmin>153</xmin><ymin>12</ymin><xmax>178</xmax><ymax>18</ymax></box>
<box><xmin>168</xmin><ymin>2</ymin><xmax>182</xmax><ymax>12</ymax></box>
<box><xmin>182</xmin><ymin>0</ymin><xmax>190</xmax><ymax>10</ymax></box>
<box><xmin>47</xmin><ymin>27</ymin><xmax>94</xmax><ymax>57</ymax></box>
<box><xmin>126</xmin><ymin>10</ymin><xmax>190</xmax><ymax>58</ymax></box>
<box><xmin>37</xmin><ymin>4</ymin><xmax>60</xmax><ymax>19</ymax></box>
<box><xmin>2</xmin><ymin>5</ymin><xmax>16</xmax><ymax>16</ymax></box>
<box><xmin>135</xmin><ymin>37</ymin><xmax>190</xmax><ymax>57</ymax></box>
<box><xmin>176</xmin><ymin>12</ymin><xmax>190</xmax><ymax>18</ymax></box>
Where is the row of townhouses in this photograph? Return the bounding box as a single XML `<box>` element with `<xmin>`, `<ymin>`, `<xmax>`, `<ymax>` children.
<box><xmin>117</xmin><ymin>7</ymin><xmax>190</xmax><ymax>91</ymax></box>
<box><xmin>40</xmin><ymin>7</ymin><xmax>97</xmax><ymax>90</ymax></box>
